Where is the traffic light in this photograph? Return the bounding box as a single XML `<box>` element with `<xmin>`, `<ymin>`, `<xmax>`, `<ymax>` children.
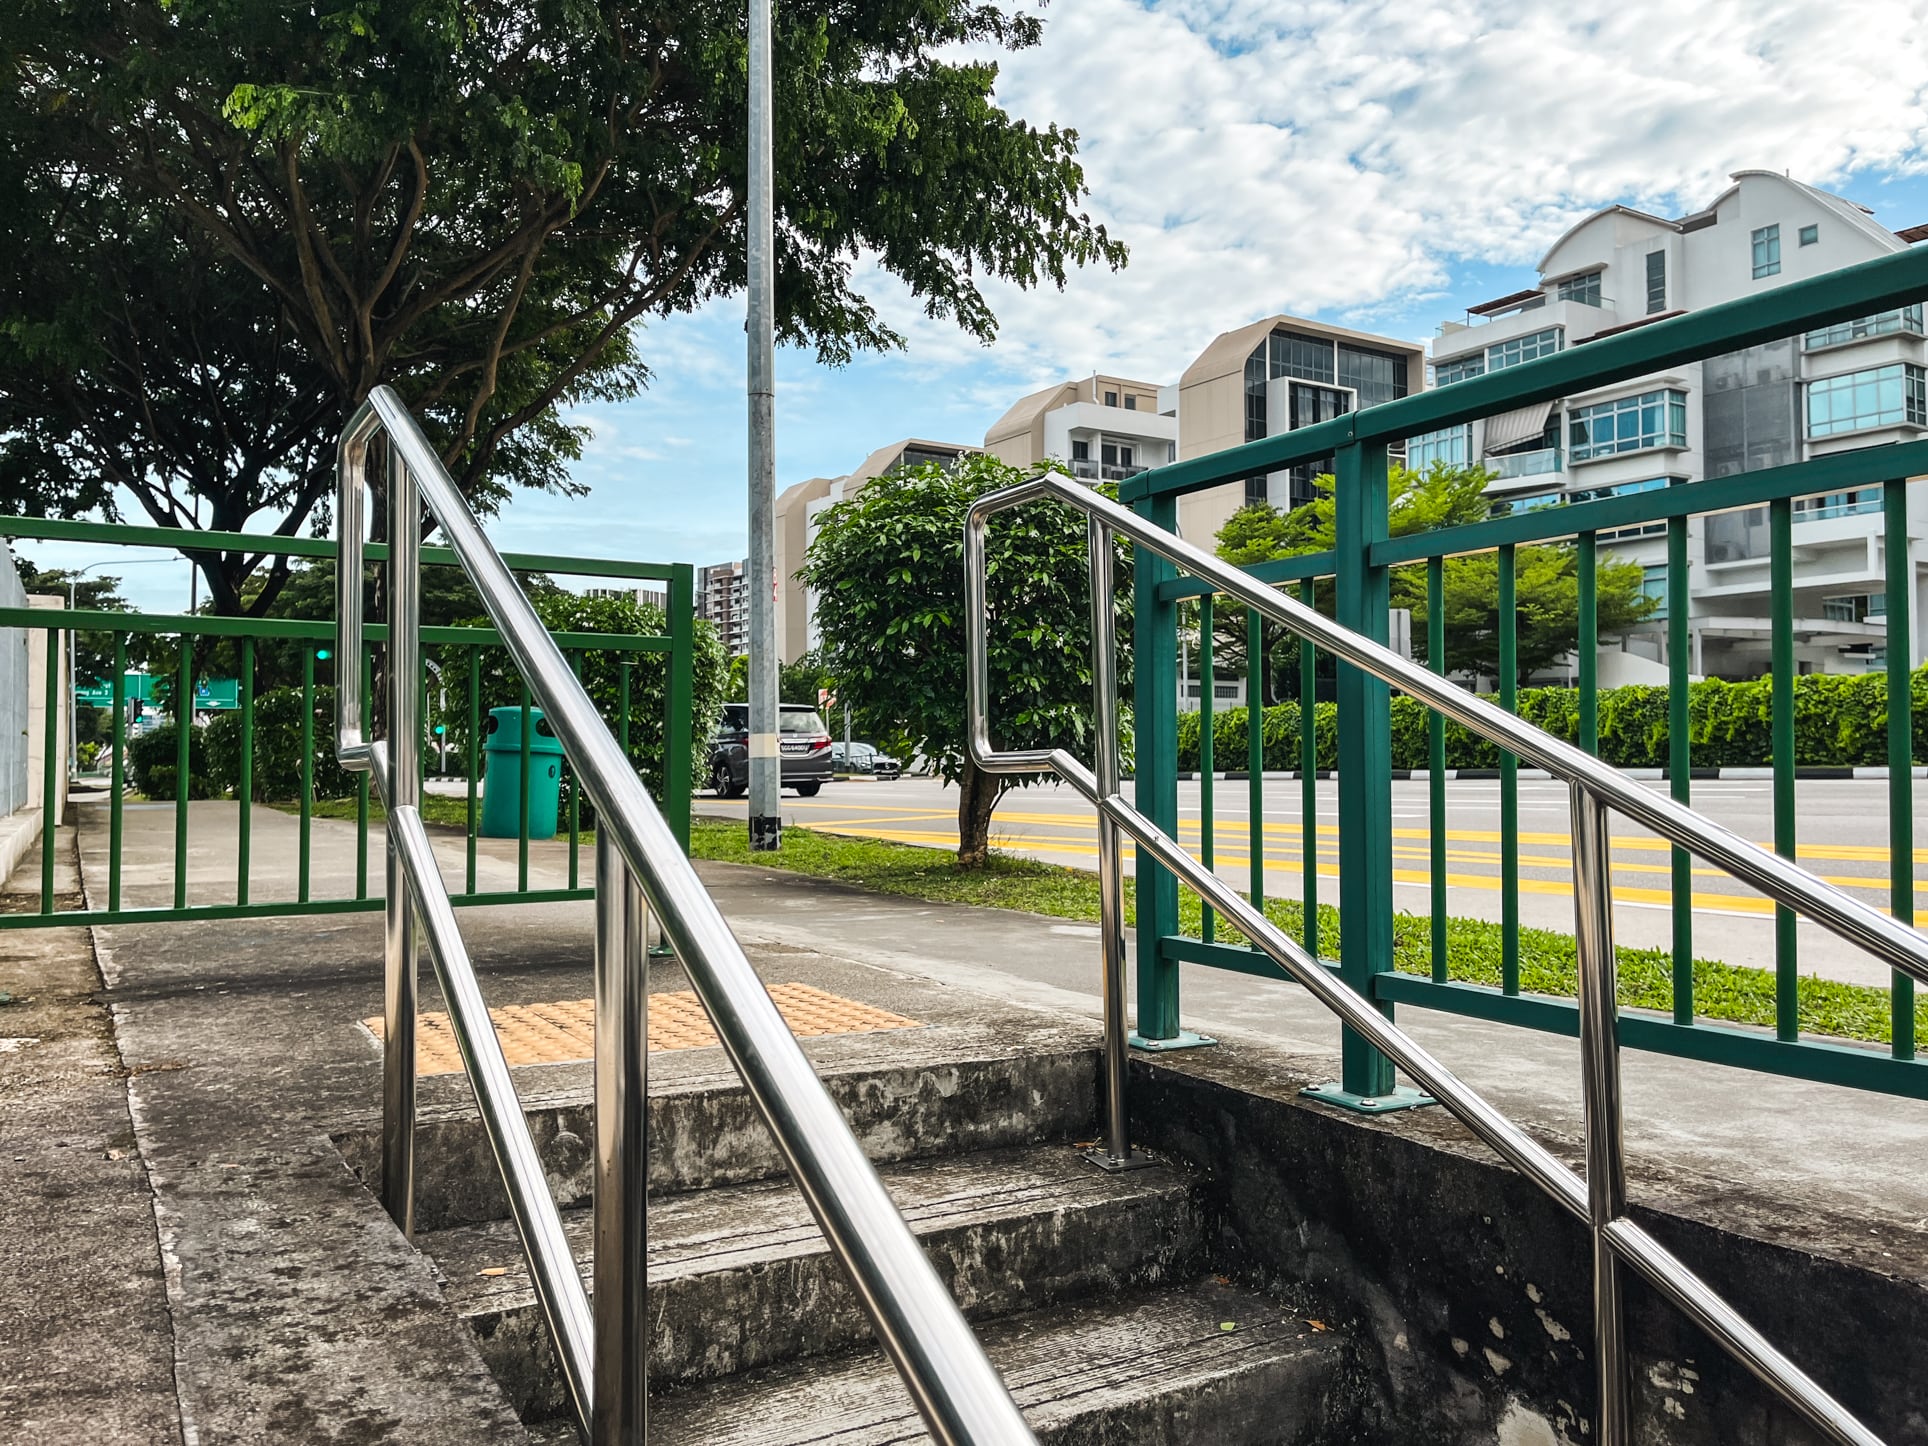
<box><xmin>434</xmin><ymin>724</ymin><xmax>447</xmax><ymax>736</ymax></box>
<box><xmin>315</xmin><ymin>647</ymin><xmax>331</xmax><ymax>661</ymax></box>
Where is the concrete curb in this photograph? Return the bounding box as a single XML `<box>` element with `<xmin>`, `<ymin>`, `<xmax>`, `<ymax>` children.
<box><xmin>1169</xmin><ymin>767</ymin><xmax>1928</xmax><ymax>783</ymax></box>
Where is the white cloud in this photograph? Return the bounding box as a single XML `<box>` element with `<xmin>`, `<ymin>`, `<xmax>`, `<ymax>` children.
<box><xmin>859</xmin><ymin>0</ymin><xmax>1928</xmax><ymax>384</ymax></box>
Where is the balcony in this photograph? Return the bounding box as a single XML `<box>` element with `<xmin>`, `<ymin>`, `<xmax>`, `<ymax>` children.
<box><xmin>1071</xmin><ymin>459</ymin><xmax>1149</xmax><ymax>482</ymax></box>
<box><xmin>1488</xmin><ymin>448</ymin><xmax>1563</xmax><ymax>481</ymax></box>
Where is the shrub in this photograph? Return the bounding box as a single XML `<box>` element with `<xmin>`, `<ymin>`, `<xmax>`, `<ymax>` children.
<box><xmin>1176</xmin><ymin>665</ymin><xmax>1928</xmax><ymax>772</ymax></box>
<box><xmin>126</xmin><ymin>722</ymin><xmax>217</xmax><ymax>799</ymax></box>
<box><xmin>204</xmin><ymin>685</ymin><xmax>357</xmax><ymax>801</ymax></box>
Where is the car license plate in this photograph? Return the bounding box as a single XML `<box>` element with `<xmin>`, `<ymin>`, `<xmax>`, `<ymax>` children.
<box><xmin>781</xmin><ymin>741</ymin><xmax>810</xmax><ymax>754</ymax></box>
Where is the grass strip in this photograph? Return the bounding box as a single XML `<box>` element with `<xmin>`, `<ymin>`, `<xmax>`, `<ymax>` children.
<box><xmin>688</xmin><ymin>817</ymin><xmax>1925</xmax><ymax>1049</ymax></box>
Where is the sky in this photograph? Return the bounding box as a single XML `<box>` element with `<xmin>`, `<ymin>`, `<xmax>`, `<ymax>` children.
<box><xmin>16</xmin><ymin>0</ymin><xmax>1928</xmax><ymax>612</ymax></box>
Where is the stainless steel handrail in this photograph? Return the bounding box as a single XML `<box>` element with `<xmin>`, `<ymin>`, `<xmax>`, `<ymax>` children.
<box><xmin>964</xmin><ymin>469</ymin><xmax>1906</xmax><ymax>1446</ymax></box>
<box><xmin>337</xmin><ymin>385</ymin><xmax>1035</xmax><ymax>1446</ymax></box>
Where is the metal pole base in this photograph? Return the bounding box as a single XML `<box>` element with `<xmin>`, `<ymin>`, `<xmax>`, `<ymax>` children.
<box><xmin>1080</xmin><ymin>1145</ymin><xmax>1161</xmax><ymax>1174</ymax></box>
<box><xmin>1300</xmin><ymin>1082</ymin><xmax>1436</xmax><ymax>1114</ymax></box>
<box><xmin>1128</xmin><ymin>1029</ymin><xmax>1217</xmax><ymax>1052</ymax></box>
<box><xmin>749</xmin><ymin>814</ymin><xmax>781</xmax><ymax>851</ymax></box>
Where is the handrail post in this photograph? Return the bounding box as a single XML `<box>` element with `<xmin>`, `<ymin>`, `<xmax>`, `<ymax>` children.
<box><xmin>593</xmin><ymin>831</ymin><xmax>648</xmax><ymax>1444</ymax></box>
<box><xmin>1570</xmin><ymin>783</ymin><xmax>1631</xmax><ymax>1445</ymax></box>
<box><xmin>1086</xmin><ymin>515</ymin><xmax>1133</xmax><ymax>1166</ymax></box>
<box><xmin>382</xmin><ymin>441</ymin><xmax>422</xmax><ymax>1235</ymax></box>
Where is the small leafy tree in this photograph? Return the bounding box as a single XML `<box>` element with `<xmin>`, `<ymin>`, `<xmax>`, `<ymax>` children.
<box><xmin>1216</xmin><ymin>462</ymin><xmax>1655</xmax><ymax>686</ymax></box>
<box><xmin>801</xmin><ymin>455</ymin><xmax>1129</xmax><ymax>867</ymax></box>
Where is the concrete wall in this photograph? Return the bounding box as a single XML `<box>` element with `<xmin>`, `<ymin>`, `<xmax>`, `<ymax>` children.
<box><xmin>0</xmin><ymin>544</ymin><xmax>26</xmax><ymax>818</ymax></box>
<box><xmin>25</xmin><ymin>595</ymin><xmax>69</xmax><ymax>824</ymax></box>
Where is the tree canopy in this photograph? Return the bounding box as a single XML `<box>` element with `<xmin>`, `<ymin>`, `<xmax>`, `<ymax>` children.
<box><xmin>1214</xmin><ymin>462</ymin><xmax>1656</xmax><ymax>685</ymax></box>
<box><xmin>800</xmin><ymin>455</ymin><xmax>1129</xmax><ymax>866</ymax></box>
<box><xmin>0</xmin><ymin>0</ymin><xmax>1125</xmax><ymax>613</ymax></box>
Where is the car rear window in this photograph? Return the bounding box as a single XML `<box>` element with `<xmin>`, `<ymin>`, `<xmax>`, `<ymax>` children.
<box><xmin>779</xmin><ymin>710</ymin><xmax>828</xmax><ymax>735</ymax></box>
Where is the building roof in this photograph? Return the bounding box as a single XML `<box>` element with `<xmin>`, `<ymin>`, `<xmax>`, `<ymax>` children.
<box><xmin>984</xmin><ymin>382</ymin><xmax>1077</xmax><ymax>449</ymax></box>
<box><xmin>1180</xmin><ymin>315</ymin><xmax>1423</xmax><ymax>391</ymax></box>
<box><xmin>846</xmin><ymin>438</ymin><xmax>980</xmax><ymax>484</ymax></box>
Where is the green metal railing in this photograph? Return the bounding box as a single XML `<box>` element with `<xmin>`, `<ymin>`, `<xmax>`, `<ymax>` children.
<box><xmin>0</xmin><ymin>517</ymin><xmax>696</xmax><ymax>931</ymax></box>
<box><xmin>1124</xmin><ymin>244</ymin><xmax>1928</xmax><ymax>1102</ymax></box>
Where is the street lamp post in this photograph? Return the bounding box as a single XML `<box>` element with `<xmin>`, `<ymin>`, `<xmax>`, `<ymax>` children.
<box><xmin>745</xmin><ymin>0</ymin><xmax>780</xmax><ymax>851</ymax></box>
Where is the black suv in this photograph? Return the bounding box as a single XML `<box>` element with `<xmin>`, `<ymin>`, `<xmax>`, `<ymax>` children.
<box><xmin>708</xmin><ymin>704</ymin><xmax>833</xmax><ymax>797</ymax></box>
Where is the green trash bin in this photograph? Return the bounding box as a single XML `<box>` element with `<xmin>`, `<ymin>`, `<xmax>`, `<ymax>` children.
<box><xmin>480</xmin><ymin>706</ymin><xmax>564</xmax><ymax>840</ymax></box>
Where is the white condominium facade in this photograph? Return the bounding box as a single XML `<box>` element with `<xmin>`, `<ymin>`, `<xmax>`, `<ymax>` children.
<box><xmin>983</xmin><ymin>373</ymin><xmax>1178</xmax><ymax>481</ymax></box>
<box><xmin>1419</xmin><ymin>171</ymin><xmax>1928</xmax><ymax>680</ymax></box>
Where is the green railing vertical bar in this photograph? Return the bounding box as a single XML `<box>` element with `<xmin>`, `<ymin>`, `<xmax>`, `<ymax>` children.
<box><xmin>41</xmin><ymin>620</ymin><xmax>61</xmax><ymax>914</ymax></box>
<box><xmin>567</xmin><ymin>652</ymin><xmax>582</xmax><ymax>890</ymax></box>
<box><xmin>356</xmin><ymin>651</ymin><xmax>371</xmax><ymax>899</ymax></box>
<box><xmin>1299</xmin><ymin>579</ymin><xmax>1319</xmax><ymax>959</ymax></box>
<box><xmin>1770</xmin><ymin>496</ymin><xmax>1797</xmax><ymax>1040</ymax></box>
<box><xmin>1131</xmin><ymin>492</ymin><xmax>1184</xmax><ymax>1043</ymax></box>
<box><xmin>109</xmin><ymin>635</ymin><xmax>125</xmax><ymax>913</ymax></box>
<box><xmin>1199</xmin><ymin>594</ymin><xmax>1216</xmax><ymax>944</ymax></box>
<box><xmin>1428</xmin><ymin>557</ymin><xmax>1448</xmax><ymax>983</ymax></box>
<box><xmin>1577</xmin><ymin>534</ymin><xmax>1599</xmax><ymax>757</ymax></box>
<box><xmin>465</xmin><ymin>646</ymin><xmax>480</xmax><ymax>896</ymax></box>
<box><xmin>237</xmin><ymin>638</ymin><xmax>254</xmax><ymax>906</ymax></box>
<box><xmin>1498</xmin><ymin>544</ymin><xmax>1520</xmax><ymax>996</ymax></box>
<box><xmin>1331</xmin><ymin>440</ymin><xmax>1398</xmax><ymax>1101</ymax></box>
<box><xmin>665</xmin><ymin>563</ymin><xmax>696</xmax><ymax>852</ymax></box>
<box><xmin>174</xmin><ymin>633</ymin><xmax>192</xmax><ymax>911</ymax></box>
<box><xmin>1667</xmin><ymin>516</ymin><xmax>1693</xmax><ymax>1023</ymax></box>
<box><xmin>1885</xmin><ymin>475</ymin><xmax>1915</xmax><ymax>1060</ymax></box>
<box><xmin>299</xmin><ymin>648</ymin><xmax>314</xmax><ymax>904</ymax></box>
<box><xmin>519</xmin><ymin>681</ymin><xmax>533</xmax><ymax>895</ymax></box>
<box><xmin>1247</xmin><ymin>608</ymin><xmax>1265</xmax><ymax>910</ymax></box>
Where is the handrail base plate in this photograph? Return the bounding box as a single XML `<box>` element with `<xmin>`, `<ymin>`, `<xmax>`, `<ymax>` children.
<box><xmin>1127</xmin><ymin>1030</ymin><xmax>1217</xmax><ymax>1052</ymax></box>
<box><xmin>1302</xmin><ymin>1082</ymin><xmax>1438</xmax><ymax>1115</ymax></box>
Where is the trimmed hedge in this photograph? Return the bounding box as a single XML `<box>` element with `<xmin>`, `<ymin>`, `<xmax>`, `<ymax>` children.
<box><xmin>1177</xmin><ymin>666</ymin><xmax>1928</xmax><ymax>772</ymax></box>
<box><xmin>127</xmin><ymin>722</ymin><xmax>218</xmax><ymax>800</ymax></box>
<box><xmin>205</xmin><ymin>686</ymin><xmax>357</xmax><ymax>802</ymax></box>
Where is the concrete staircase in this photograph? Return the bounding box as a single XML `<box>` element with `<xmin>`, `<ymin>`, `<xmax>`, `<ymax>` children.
<box><xmin>392</xmin><ymin>1028</ymin><xmax>1367</xmax><ymax>1443</ymax></box>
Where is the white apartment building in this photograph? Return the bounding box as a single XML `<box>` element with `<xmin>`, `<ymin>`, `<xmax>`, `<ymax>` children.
<box><xmin>773</xmin><ymin>439</ymin><xmax>980</xmax><ymax>662</ymax></box>
<box><xmin>983</xmin><ymin>373</ymin><xmax>1178</xmax><ymax>481</ymax></box>
<box><xmin>1419</xmin><ymin>171</ymin><xmax>1928</xmax><ymax>681</ymax></box>
<box><xmin>584</xmin><ymin>584</ymin><xmax>668</xmax><ymax>612</ymax></box>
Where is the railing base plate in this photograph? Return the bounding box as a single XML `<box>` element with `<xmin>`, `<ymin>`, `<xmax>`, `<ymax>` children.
<box><xmin>1128</xmin><ymin>1029</ymin><xmax>1217</xmax><ymax>1052</ymax></box>
<box><xmin>1079</xmin><ymin>1145</ymin><xmax>1162</xmax><ymax>1174</ymax></box>
<box><xmin>1300</xmin><ymin>1082</ymin><xmax>1437</xmax><ymax>1114</ymax></box>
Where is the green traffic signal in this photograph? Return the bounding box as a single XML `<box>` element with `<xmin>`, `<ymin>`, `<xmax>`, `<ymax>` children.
<box><xmin>434</xmin><ymin>724</ymin><xmax>447</xmax><ymax>735</ymax></box>
<box><xmin>315</xmin><ymin>648</ymin><xmax>331</xmax><ymax>661</ymax></box>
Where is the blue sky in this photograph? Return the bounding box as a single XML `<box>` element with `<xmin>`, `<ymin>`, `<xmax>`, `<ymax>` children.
<box><xmin>17</xmin><ymin>0</ymin><xmax>1928</xmax><ymax>611</ymax></box>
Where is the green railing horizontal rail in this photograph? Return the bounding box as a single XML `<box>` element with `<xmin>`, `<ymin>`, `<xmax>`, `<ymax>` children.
<box><xmin>1124</xmin><ymin>243</ymin><xmax>1928</xmax><ymax>1102</ymax></box>
<box><xmin>0</xmin><ymin>523</ymin><xmax>696</xmax><ymax>933</ymax></box>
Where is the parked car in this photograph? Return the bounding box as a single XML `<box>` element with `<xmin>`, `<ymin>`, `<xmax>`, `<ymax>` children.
<box><xmin>830</xmin><ymin>741</ymin><xmax>901</xmax><ymax>780</ymax></box>
<box><xmin>708</xmin><ymin>704</ymin><xmax>832</xmax><ymax>797</ymax></box>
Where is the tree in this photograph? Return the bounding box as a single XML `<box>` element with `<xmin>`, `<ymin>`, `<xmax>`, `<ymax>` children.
<box><xmin>1</xmin><ymin>0</ymin><xmax>1125</xmax><ymax>614</ymax></box>
<box><xmin>1215</xmin><ymin>462</ymin><xmax>1655</xmax><ymax>685</ymax></box>
<box><xmin>11</xmin><ymin>561</ymin><xmax>144</xmax><ymax>682</ymax></box>
<box><xmin>801</xmin><ymin>456</ymin><xmax>1129</xmax><ymax>867</ymax></box>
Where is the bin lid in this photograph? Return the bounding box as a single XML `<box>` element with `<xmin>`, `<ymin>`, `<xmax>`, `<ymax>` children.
<box><xmin>483</xmin><ymin>705</ymin><xmax>565</xmax><ymax>754</ymax></box>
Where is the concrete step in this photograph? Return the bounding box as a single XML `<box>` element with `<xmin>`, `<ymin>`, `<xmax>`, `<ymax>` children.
<box><xmin>647</xmin><ymin>1279</ymin><xmax>1359</xmax><ymax>1444</ymax></box>
<box><xmin>423</xmin><ymin>1144</ymin><xmax>1204</xmax><ymax>1421</ymax></box>
<box><xmin>335</xmin><ymin>1027</ymin><xmax>1100</xmax><ymax>1231</ymax></box>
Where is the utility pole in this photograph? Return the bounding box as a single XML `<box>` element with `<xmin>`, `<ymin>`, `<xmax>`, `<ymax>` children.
<box><xmin>745</xmin><ymin>0</ymin><xmax>780</xmax><ymax>850</ymax></box>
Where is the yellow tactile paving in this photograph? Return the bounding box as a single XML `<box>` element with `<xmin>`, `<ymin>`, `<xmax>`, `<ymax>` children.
<box><xmin>363</xmin><ymin>983</ymin><xmax>922</xmax><ymax>1077</ymax></box>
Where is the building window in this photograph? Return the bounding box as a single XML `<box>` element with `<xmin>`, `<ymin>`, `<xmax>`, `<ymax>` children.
<box><xmin>1569</xmin><ymin>475</ymin><xmax>1676</xmax><ymax>540</ymax></box>
<box><xmin>1794</xmin><ymin>488</ymin><xmax>1880</xmax><ymax>520</ymax></box>
<box><xmin>1806</xmin><ymin>363</ymin><xmax>1928</xmax><ymax>437</ymax></box>
<box><xmin>1569</xmin><ymin>389</ymin><xmax>1689</xmax><ymax>461</ymax></box>
<box><xmin>1124</xmin><ymin>395</ymin><xmax>1137</xmax><ymax>410</ymax></box>
<box><xmin>1799</xmin><ymin>224</ymin><xmax>1819</xmax><ymax>247</ymax></box>
<box><xmin>1270</xmin><ymin>331</ymin><xmax>1337</xmax><ymax>384</ymax></box>
<box><xmin>1645</xmin><ymin>251</ymin><xmax>1666</xmax><ymax>315</ymax></box>
<box><xmin>1823</xmin><ymin>593</ymin><xmax>1886</xmax><ymax>623</ymax></box>
<box><xmin>1487</xmin><ymin>490</ymin><xmax>1567</xmax><ymax>519</ymax></box>
<box><xmin>1104</xmin><ymin>389</ymin><xmax>1119</xmax><ymax>407</ymax></box>
<box><xmin>1407</xmin><ymin>425</ymin><xmax>1472</xmax><ymax>471</ymax></box>
<box><xmin>1641</xmin><ymin>565</ymin><xmax>1669</xmax><ymax>621</ymax></box>
<box><xmin>1556</xmin><ymin>272</ymin><xmax>1602</xmax><ymax>306</ymax></box>
<box><xmin>1751</xmin><ymin>224</ymin><xmax>1781</xmax><ymax>279</ymax></box>
<box><xmin>1071</xmin><ymin>439</ymin><xmax>1089</xmax><ymax>461</ymax></box>
<box><xmin>1336</xmin><ymin>343</ymin><xmax>1410</xmax><ymax>409</ymax></box>
<box><xmin>1804</xmin><ymin>306</ymin><xmax>1926</xmax><ymax>349</ymax></box>
<box><xmin>1487</xmin><ymin>327</ymin><xmax>1563</xmax><ymax>372</ymax></box>
<box><xmin>1433</xmin><ymin>353</ymin><xmax>1485</xmax><ymax>387</ymax></box>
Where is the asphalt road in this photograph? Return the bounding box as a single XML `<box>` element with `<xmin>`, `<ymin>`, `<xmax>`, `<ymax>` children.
<box><xmin>701</xmin><ymin>773</ymin><xmax>1928</xmax><ymax>988</ymax></box>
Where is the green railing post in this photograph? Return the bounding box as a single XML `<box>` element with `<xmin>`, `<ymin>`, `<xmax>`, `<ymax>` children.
<box><xmin>1128</xmin><ymin>492</ymin><xmax>1202</xmax><ymax>1049</ymax></box>
<box><xmin>1299</xmin><ymin>581</ymin><xmax>1319</xmax><ymax>958</ymax></box>
<box><xmin>1312</xmin><ymin>439</ymin><xmax>1423</xmax><ymax>1111</ymax></box>
<box><xmin>1198</xmin><ymin>595</ymin><xmax>1216</xmax><ymax>944</ymax></box>
<box><xmin>1770</xmin><ymin>497</ymin><xmax>1798</xmax><ymax>1039</ymax></box>
<box><xmin>174</xmin><ymin>634</ymin><xmax>192</xmax><ymax>910</ymax></box>
<box><xmin>1247</xmin><ymin>608</ymin><xmax>1265</xmax><ymax>912</ymax></box>
<box><xmin>1427</xmin><ymin>557</ymin><xmax>1447</xmax><ymax>982</ymax></box>
<box><xmin>665</xmin><ymin>563</ymin><xmax>696</xmax><ymax>854</ymax></box>
<box><xmin>1667</xmin><ymin>517</ymin><xmax>1693</xmax><ymax>1022</ymax></box>
<box><xmin>1499</xmin><ymin>544</ymin><xmax>1520</xmax><ymax>996</ymax></box>
<box><xmin>237</xmin><ymin>638</ymin><xmax>254</xmax><ymax>906</ymax></box>
<box><xmin>1885</xmin><ymin>475</ymin><xmax>1915</xmax><ymax>1060</ymax></box>
<box><xmin>300</xmin><ymin>648</ymin><xmax>314</xmax><ymax>904</ymax></box>
<box><xmin>41</xmin><ymin>619</ymin><xmax>61</xmax><ymax>915</ymax></box>
<box><xmin>109</xmin><ymin>635</ymin><xmax>125</xmax><ymax>913</ymax></box>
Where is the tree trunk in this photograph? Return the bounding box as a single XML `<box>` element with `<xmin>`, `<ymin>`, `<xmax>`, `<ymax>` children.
<box><xmin>956</xmin><ymin>755</ymin><xmax>1001</xmax><ymax>869</ymax></box>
